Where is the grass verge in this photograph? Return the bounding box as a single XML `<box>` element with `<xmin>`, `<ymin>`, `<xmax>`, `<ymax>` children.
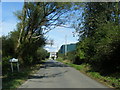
<box><xmin>2</xmin><ymin>63</ymin><xmax>43</xmax><ymax>89</ymax></box>
<box><xmin>56</xmin><ymin>57</ymin><xmax>120</xmax><ymax>89</ymax></box>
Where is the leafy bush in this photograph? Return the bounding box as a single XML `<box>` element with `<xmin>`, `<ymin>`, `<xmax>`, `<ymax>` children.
<box><xmin>2</xmin><ymin>56</ymin><xmax>12</xmax><ymax>75</ymax></box>
<box><xmin>36</xmin><ymin>47</ymin><xmax>49</xmax><ymax>61</ymax></box>
<box><xmin>66</xmin><ymin>51</ymin><xmax>76</xmax><ymax>62</ymax></box>
<box><xmin>2</xmin><ymin>36</ymin><xmax>15</xmax><ymax>57</ymax></box>
<box><xmin>76</xmin><ymin>22</ymin><xmax>120</xmax><ymax>73</ymax></box>
<box><xmin>91</xmin><ymin>22</ymin><xmax>120</xmax><ymax>73</ymax></box>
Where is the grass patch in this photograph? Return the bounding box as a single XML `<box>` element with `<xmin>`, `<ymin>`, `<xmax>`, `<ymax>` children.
<box><xmin>2</xmin><ymin>63</ymin><xmax>42</xmax><ymax>89</ymax></box>
<box><xmin>67</xmin><ymin>63</ymin><xmax>85</xmax><ymax>70</ymax></box>
<box><xmin>56</xmin><ymin>57</ymin><xmax>63</xmax><ymax>62</ymax></box>
<box><xmin>56</xmin><ymin>58</ymin><xmax>120</xmax><ymax>89</ymax></box>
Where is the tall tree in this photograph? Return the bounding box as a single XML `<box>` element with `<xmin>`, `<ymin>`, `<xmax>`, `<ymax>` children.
<box><xmin>14</xmin><ymin>2</ymin><xmax>73</xmax><ymax>64</ymax></box>
<box><xmin>74</xmin><ymin>2</ymin><xmax>120</xmax><ymax>72</ymax></box>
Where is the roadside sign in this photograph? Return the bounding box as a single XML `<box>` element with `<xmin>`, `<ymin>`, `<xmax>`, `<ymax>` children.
<box><xmin>9</xmin><ymin>58</ymin><xmax>19</xmax><ymax>72</ymax></box>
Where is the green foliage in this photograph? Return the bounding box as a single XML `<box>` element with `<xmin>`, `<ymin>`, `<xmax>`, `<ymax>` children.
<box><xmin>56</xmin><ymin>57</ymin><xmax>64</xmax><ymax>62</ymax></box>
<box><xmin>2</xmin><ymin>64</ymin><xmax>41</xmax><ymax>89</ymax></box>
<box><xmin>66</xmin><ymin>51</ymin><xmax>76</xmax><ymax>62</ymax></box>
<box><xmin>58</xmin><ymin>50</ymin><xmax>83</xmax><ymax>65</ymax></box>
<box><xmin>2</xmin><ymin>31</ymin><xmax>48</xmax><ymax>75</ymax></box>
<box><xmin>36</xmin><ymin>47</ymin><xmax>49</xmax><ymax>61</ymax></box>
<box><xmin>75</xmin><ymin>2</ymin><xmax>120</xmax><ymax>74</ymax></box>
<box><xmin>67</xmin><ymin>63</ymin><xmax>87</xmax><ymax>71</ymax></box>
<box><xmin>14</xmin><ymin>2</ymin><xmax>73</xmax><ymax>65</ymax></box>
<box><xmin>2</xmin><ymin>35</ymin><xmax>15</xmax><ymax>57</ymax></box>
<box><xmin>2</xmin><ymin>56</ymin><xmax>12</xmax><ymax>75</ymax></box>
<box><xmin>2</xmin><ymin>2</ymin><xmax>74</xmax><ymax>76</ymax></box>
<box><xmin>2</xmin><ymin>31</ymin><xmax>20</xmax><ymax>75</ymax></box>
<box><xmin>92</xmin><ymin>22</ymin><xmax>120</xmax><ymax>72</ymax></box>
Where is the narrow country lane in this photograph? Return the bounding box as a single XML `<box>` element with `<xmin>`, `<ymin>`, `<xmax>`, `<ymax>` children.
<box><xmin>19</xmin><ymin>60</ymin><xmax>110</xmax><ymax>88</ymax></box>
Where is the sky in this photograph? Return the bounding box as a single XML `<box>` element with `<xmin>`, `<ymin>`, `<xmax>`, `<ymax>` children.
<box><xmin>1</xmin><ymin>2</ymin><xmax>78</xmax><ymax>52</ymax></box>
<box><xmin>0</xmin><ymin>3</ymin><xmax>2</xmax><ymax>36</ymax></box>
<box><xmin>1</xmin><ymin>2</ymin><xmax>24</xmax><ymax>35</ymax></box>
<box><xmin>45</xmin><ymin>26</ymin><xmax>78</xmax><ymax>52</ymax></box>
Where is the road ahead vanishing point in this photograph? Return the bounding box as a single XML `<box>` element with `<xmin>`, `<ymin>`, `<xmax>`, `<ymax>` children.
<box><xmin>19</xmin><ymin>60</ymin><xmax>109</xmax><ymax>88</ymax></box>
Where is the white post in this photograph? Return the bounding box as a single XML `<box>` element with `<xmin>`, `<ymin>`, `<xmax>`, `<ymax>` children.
<box><xmin>11</xmin><ymin>62</ymin><xmax>13</xmax><ymax>72</ymax></box>
<box><xmin>17</xmin><ymin>62</ymin><xmax>19</xmax><ymax>72</ymax></box>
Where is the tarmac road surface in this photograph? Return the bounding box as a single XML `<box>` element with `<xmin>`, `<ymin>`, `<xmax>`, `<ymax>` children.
<box><xmin>19</xmin><ymin>60</ymin><xmax>110</xmax><ymax>88</ymax></box>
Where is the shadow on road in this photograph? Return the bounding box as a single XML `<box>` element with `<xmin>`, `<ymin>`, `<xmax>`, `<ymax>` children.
<box><xmin>40</xmin><ymin>60</ymin><xmax>69</xmax><ymax>68</ymax></box>
<box><xmin>28</xmin><ymin>70</ymin><xmax>68</xmax><ymax>79</ymax></box>
<box><xmin>28</xmin><ymin>60</ymin><xmax>68</xmax><ymax>80</ymax></box>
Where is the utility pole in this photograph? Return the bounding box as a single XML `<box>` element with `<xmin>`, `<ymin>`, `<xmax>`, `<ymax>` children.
<box><xmin>65</xmin><ymin>35</ymin><xmax>67</xmax><ymax>56</ymax></box>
